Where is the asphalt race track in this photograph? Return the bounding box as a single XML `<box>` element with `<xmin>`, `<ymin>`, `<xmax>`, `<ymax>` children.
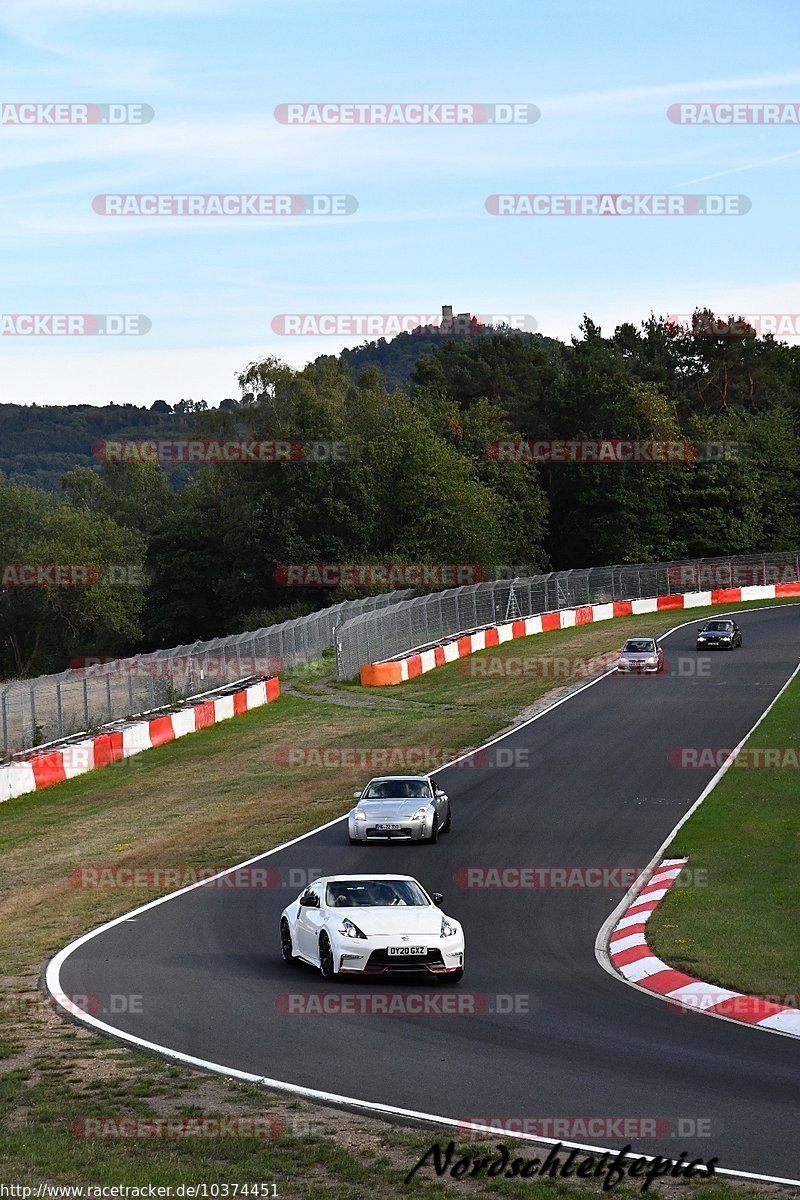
<box><xmin>54</xmin><ymin>605</ymin><xmax>800</xmax><ymax>1181</ymax></box>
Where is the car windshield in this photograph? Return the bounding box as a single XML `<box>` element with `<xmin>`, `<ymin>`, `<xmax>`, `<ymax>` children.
<box><xmin>363</xmin><ymin>780</ymin><xmax>431</xmax><ymax>800</ymax></box>
<box><xmin>623</xmin><ymin>639</ymin><xmax>655</xmax><ymax>653</ymax></box>
<box><xmin>325</xmin><ymin>880</ymin><xmax>430</xmax><ymax>907</ymax></box>
<box><xmin>703</xmin><ymin>622</ymin><xmax>733</xmax><ymax>632</ymax></box>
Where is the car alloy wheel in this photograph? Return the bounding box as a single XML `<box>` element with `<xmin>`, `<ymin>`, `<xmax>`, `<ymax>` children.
<box><xmin>319</xmin><ymin>933</ymin><xmax>337</xmax><ymax>979</ymax></box>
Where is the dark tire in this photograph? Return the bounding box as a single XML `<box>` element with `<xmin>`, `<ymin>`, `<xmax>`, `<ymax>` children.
<box><xmin>427</xmin><ymin>821</ymin><xmax>439</xmax><ymax>844</ymax></box>
<box><xmin>280</xmin><ymin>918</ymin><xmax>294</xmax><ymax>963</ymax></box>
<box><xmin>319</xmin><ymin>933</ymin><xmax>337</xmax><ymax>980</ymax></box>
<box><xmin>439</xmin><ymin>969</ymin><xmax>463</xmax><ymax>984</ymax></box>
<box><xmin>441</xmin><ymin>803</ymin><xmax>451</xmax><ymax>833</ymax></box>
<box><xmin>348</xmin><ymin>836</ymin><xmax>360</xmax><ymax>845</ymax></box>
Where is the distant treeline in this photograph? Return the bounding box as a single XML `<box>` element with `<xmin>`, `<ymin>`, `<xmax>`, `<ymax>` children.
<box><xmin>1</xmin><ymin>309</ymin><xmax>799</xmax><ymax>679</ymax></box>
<box><xmin>0</xmin><ymin>398</ymin><xmax>221</xmax><ymax>493</ymax></box>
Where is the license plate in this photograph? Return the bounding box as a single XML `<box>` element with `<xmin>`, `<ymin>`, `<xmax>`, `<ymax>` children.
<box><xmin>377</xmin><ymin>823</ymin><xmax>402</xmax><ymax>831</ymax></box>
<box><xmin>388</xmin><ymin>945</ymin><xmax>426</xmax><ymax>955</ymax></box>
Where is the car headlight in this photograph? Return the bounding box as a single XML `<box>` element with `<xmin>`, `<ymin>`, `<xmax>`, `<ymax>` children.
<box><xmin>647</xmin><ymin>657</ymin><xmax>658</xmax><ymax>664</ymax></box>
<box><xmin>697</xmin><ymin>636</ymin><xmax>707</xmax><ymax>641</ymax></box>
<box><xmin>340</xmin><ymin>918</ymin><xmax>367</xmax><ymax>939</ymax></box>
<box><xmin>412</xmin><ymin>806</ymin><xmax>431</xmax><ymax>820</ymax></box>
<box><xmin>720</xmin><ymin>635</ymin><xmax>731</xmax><ymax>641</ymax></box>
<box><xmin>441</xmin><ymin>918</ymin><xmax>458</xmax><ymax>938</ymax></box>
<box><xmin>354</xmin><ymin>810</ymin><xmax>366</xmax><ymax>821</ymax></box>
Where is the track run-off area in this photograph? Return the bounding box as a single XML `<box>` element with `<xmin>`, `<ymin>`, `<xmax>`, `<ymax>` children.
<box><xmin>49</xmin><ymin>604</ymin><xmax>800</xmax><ymax>1185</ymax></box>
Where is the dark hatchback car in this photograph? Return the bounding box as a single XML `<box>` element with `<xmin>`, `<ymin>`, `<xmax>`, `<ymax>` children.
<box><xmin>696</xmin><ymin>618</ymin><xmax>742</xmax><ymax>650</ymax></box>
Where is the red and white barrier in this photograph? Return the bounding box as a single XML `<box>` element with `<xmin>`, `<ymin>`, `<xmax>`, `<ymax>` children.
<box><xmin>359</xmin><ymin>584</ymin><xmax>800</xmax><ymax>685</ymax></box>
<box><xmin>609</xmin><ymin>858</ymin><xmax>800</xmax><ymax>1037</ymax></box>
<box><xmin>0</xmin><ymin>676</ymin><xmax>280</xmax><ymax>805</ymax></box>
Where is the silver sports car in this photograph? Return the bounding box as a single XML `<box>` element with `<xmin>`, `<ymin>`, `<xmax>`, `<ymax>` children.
<box><xmin>347</xmin><ymin>775</ymin><xmax>451</xmax><ymax>844</ymax></box>
<box><xmin>617</xmin><ymin>637</ymin><xmax>665</xmax><ymax>673</ymax></box>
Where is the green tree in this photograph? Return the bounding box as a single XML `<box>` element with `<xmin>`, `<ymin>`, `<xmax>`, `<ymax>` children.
<box><xmin>0</xmin><ymin>475</ymin><xmax>146</xmax><ymax>677</ymax></box>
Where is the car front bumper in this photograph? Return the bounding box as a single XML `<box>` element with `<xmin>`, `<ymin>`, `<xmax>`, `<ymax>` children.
<box><xmin>348</xmin><ymin>817</ymin><xmax>433</xmax><ymax>842</ymax></box>
<box><xmin>335</xmin><ymin>935</ymin><xmax>465</xmax><ymax>974</ymax></box>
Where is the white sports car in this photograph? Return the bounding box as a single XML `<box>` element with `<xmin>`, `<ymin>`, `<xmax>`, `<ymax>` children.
<box><xmin>280</xmin><ymin>873</ymin><xmax>465</xmax><ymax>980</ymax></box>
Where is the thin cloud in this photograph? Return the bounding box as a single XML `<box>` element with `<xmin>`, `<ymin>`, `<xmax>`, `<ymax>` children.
<box><xmin>680</xmin><ymin>149</ymin><xmax>800</xmax><ymax>185</ymax></box>
<box><xmin>543</xmin><ymin>71</ymin><xmax>800</xmax><ymax>114</ymax></box>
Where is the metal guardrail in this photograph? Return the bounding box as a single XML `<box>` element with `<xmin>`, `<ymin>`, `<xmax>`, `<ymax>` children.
<box><xmin>333</xmin><ymin>552</ymin><xmax>800</xmax><ymax>680</ymax></box>
<box><xmin>0</xmin><ymin>588</ymin><xmax>413</xmax><ymax>757</ymax></box>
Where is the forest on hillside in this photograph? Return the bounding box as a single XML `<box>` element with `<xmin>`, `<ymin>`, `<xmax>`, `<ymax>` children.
<box><xmin>2</xmin><ymin>310</ymin><xmax>799</xmax><ymax>679</ymax></box>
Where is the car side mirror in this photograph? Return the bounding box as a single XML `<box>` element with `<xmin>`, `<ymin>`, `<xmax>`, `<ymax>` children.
<box><xmin>299</xmin><ymin>893</ymin><xmax>319</xmax><ymax>908</ymax></box>
<box><xmin>435</xmin><ymin>787</ymin><xmax>445</xmax><ymax>797</ymax></box>
<box><xmin>352</xmin><ymin>791</ymin><xmax>362</xmax><ymax>799</ymax></box>
<box><xmin>432</xmin><ymin>892</ymin><xmax>444</xmax><ymax>907</ymax></box>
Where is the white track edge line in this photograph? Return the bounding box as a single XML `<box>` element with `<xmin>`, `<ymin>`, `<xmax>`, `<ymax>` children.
<box><xmin>45</xmin><ymin>600</ymin><xmax>800</xmax><ymax>1187</ymax></box>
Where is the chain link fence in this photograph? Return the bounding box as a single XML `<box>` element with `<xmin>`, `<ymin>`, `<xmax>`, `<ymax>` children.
<box><xmin>6</xmin><ymin>549</ymin><xmax>799</xmax><ymax>753</ymax></box>
<box><xmin>1</xmin><ymin>589</ymin><xmax>413</xmax><ymax>758</ymax></box>
<box><xmin>334</xmin><ymin>551</ymin><xmax>800</xmax><ymax>680</ymax></box>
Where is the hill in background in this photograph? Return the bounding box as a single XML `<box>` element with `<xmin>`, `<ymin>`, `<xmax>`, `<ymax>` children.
<box><xmin>318</xmin><ymin>310</ymin><xmax>547</xmax><ymax>392</ymax></box>
<box><xmin>0</xmin><ymin>401</ymin><xmax>206</xmax><ymax>492</ymax></box>
<box><xmin>0</xmin><ymin>311</ymin><xmax>526</xmax><ymax>488</ymax></box>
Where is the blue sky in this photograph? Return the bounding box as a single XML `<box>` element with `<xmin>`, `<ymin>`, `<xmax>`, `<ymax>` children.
<box><xmin>1</xmin><ymin>0</ymin><xmax>799</xmax><ymax>406</ymax></box>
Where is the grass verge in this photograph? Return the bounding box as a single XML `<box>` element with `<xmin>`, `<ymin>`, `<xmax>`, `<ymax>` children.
<box><xmin>647</xmin><ymin>671</ymin><xmax>800</xmax><ymax>996</ymax></box>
